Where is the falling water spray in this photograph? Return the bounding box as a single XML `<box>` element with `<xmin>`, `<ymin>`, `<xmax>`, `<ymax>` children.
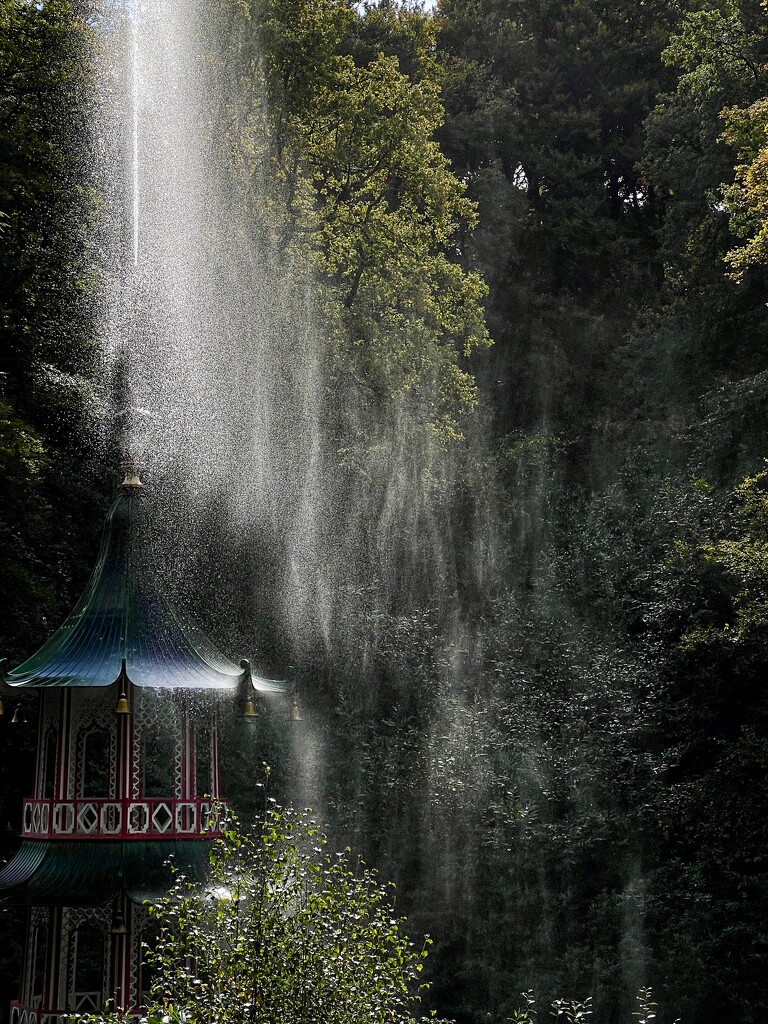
<box><xmin>131</xmin><ymin>1</ymin><xmax>139</xmax><ymax>268</ymax></box>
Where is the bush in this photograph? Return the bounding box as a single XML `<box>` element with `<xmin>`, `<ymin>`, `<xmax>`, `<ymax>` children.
<box><xmin>95</xmin><ymin>785</ymin><xmax>448</xmax><ymax>1024</ymax></box>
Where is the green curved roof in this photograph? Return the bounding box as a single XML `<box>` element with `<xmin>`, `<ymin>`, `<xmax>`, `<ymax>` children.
<box><xmin>0</xmin><ymin>838</ymin><xmax>212</xmax><ymax>906</ymax></box>
<box><xmin>5</xmin><ymin>488</ymin><xmax>285</xmax><ymax>693</ymax></box>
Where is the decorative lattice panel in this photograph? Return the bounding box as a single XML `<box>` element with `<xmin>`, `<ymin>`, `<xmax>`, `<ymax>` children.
<box><xmin>37</xmin><ymin>694</ymin><xmax>61</xmax><ymax>798</ymax></box>
<box><xmin>132</xmin><ymin>690</ymin><xmax>182</xmax><ymax>799</ymax></box>
<box><xmin>130</xmin><ymin>903</ymin><xmax>153</xmax><ymax>1008</ymax></box>
<box><xmin>60</xmin><ymin>905</ymin><xmax>111</xmax><ymax>1013</ymax></box>
<box><xmin>68</xmin><ymin>692</ymin><xmax>117</xmax><ymax>800</ymax></box>
<box><xmin>23</xmin><ymin>909</ymin><xmax>50</xmax><ymax>1004</ymax></box>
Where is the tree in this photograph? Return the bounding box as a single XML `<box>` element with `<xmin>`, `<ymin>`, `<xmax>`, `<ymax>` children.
<box><xmin>722</xmin><ymin>97</ymin><xmax>768</xmax><ymax>279</ymax></box>
<box><xmin>0</xmin><ymin>0</ymin><xmax>101</xmax><ymax>428</ymax></box>
<box><xmin>0</xmin><ymin>0</ymin><xmax>110</xmax><ymax>688</ymax></box>
<box><xmin>435</xmin><ymin>0</ymin><xmax>680</xmax><ymax>441</ymax></box>
<box><xmin>217</xmin><ymin>0</ymin><xmax>490</xmax><ymax>443</ymax></box>
<box><xmin>91</xmin><ymin>795</ymin><xmax>448</xmax><ymax>1024</ymax></box>
<box><xmin>643</xmin><ymin>0</ymin><xmax>768</xmax><ymax>251</ymax></box>
<box><xmin>637</xmin><ymin>468</ymin><xmax>768</xmax><ymax>1020</ymax></box>
<box><xmin>636</xmin><ymin>0</ymin><xmax>768</xmax><ymax>447</ymax></box>
<box><xmin>437</xmin><ymin>0</ymin><xmax>677</xmax><ymax>295</ymax></box>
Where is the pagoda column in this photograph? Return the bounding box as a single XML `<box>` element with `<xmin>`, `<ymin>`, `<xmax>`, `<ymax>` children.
<box><xmin>112</xmin><ymin>665</ymin><xmax>133</xmax><ymax>1009</ymax></box>
<box><xmin>115</xmin><ymin>668</ymin><xmax>133</xmax><ymax>803</ymax></box>
<box><xmin>211</xmin><ymin>707</ymin><xmax>221</xmax><ymax>799</ymax></box>
<box><xmin>109</xmin><ymin>892</ymin><xmax>131</xmax><ymax>1008</ymax></box>
<box><xmin>181</xmin><ymin>704</ymin><xmax>193</xmax><ymax>801</ymax></box>
<box><xmin>57</xmin><ymin>691</ymin><xmax>73</xmax><ymax>801</ymax></box>
<box><xmin>43</xmin><ymin>907</ymin><xmax>64</xmax><ymax>1019</ymax></box>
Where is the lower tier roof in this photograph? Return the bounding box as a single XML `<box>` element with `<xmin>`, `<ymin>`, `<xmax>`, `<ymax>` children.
<box><xmin>0</xmin><ymin>839</ymin><xmax>212</xmax><ymax>906</ymax></box>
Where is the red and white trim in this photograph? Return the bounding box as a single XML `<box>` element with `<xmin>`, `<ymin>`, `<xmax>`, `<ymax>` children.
<box><xmin>21</xmin><ymin>797</ymin><xmax>226</xmax><ymax>840</ymax></box>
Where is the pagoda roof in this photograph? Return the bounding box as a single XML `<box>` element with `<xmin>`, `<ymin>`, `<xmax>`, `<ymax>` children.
<box><xmin>5</xmin><ymin>487</ymin><xmax>285</xmax><ymax>693</ymax></box>
<box><xmin>0</xmin><ymin>838</ymin><xmax>211</xmax><ymax>906</ymax></box>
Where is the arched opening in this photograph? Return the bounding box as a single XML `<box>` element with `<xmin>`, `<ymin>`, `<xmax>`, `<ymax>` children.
<box><xmin>43</xmin><ymin>729</ymin><xmax>58</xmax><ymax>799</ymax></box>
<box><xmin>70</xmin><ymin>923</ymin><xmax>104</xmax><ymax>1013</ymax></box>
<box><xmin>142</xmin><ymin>725</ymin><xmax>176</xmax><ymax>798</ymax></box>
<box><xmin>29</xmin><ymin>923</ymin><xmax>48</xmax><ymax>1006</ymax></box>
<box><xmin>196</xmin><ymin>722</ymin><xmax>212</xmax><ymax>796</ymax></box>
<box><xmin>79</xmin><ymin>729</ymin><xmax>112</xmax><ymax>797</ymax></box>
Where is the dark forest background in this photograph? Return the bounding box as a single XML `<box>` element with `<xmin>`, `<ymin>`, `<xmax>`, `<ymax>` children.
<box><xmin>2</xmin><ymin>0</ymin><xmax>768</xmax><ymax>1021</ymax></box>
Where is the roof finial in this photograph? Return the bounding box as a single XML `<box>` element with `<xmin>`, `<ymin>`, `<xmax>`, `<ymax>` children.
<box><xmin>120</xmin><ymin>453</ymin><xmax>144</xmax><ymax>489</ymax></box>
<box><xmin>114</xmin><ymin>405</ymin><xmax>152</xmax><ymax>489</ymax></box>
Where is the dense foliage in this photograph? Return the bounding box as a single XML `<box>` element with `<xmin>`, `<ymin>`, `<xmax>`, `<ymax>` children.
<box><xmin>0</xmin><ymin>0</ymin><xmax>107</xmax><ymax>662</ymax></box>
<box><xmin>0</xmin><ymin>3</ymin><xmax>108</xmax><ymax>1011</ymax></box>
<box><xmin>3</xmin><ymin>0</ymin><xmax>768</xmax><ymax>1021</ymax></box>
<box><xmin>217</xmin><ymin>0</ymin><xmax>490</xmax><ymax>444</ymax></box>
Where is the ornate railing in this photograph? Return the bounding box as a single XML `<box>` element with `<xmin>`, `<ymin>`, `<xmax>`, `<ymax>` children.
<box><xmin>21</xmin><ymin>797</ymin><xmax>226</xmax><ymax>840</ymax></box>
<box><xmin>11</xmin><ymin>1000</ymin><xmax>142</xmax><ymax>1024</ymax></box>
<box><xmin>11</xmin><ymin>1002</ymin><xmax>47</xmax><ymax>1024</ymax></box>
<box><xmin>10</xmin><ymin>1002</ymin><xmax>83</xmax><ymax>1024</ymax></box>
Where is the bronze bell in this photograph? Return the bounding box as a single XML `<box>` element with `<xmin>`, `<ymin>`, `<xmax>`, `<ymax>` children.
<box><xmin>111</xmin><ymin>906</ymin><xmax>129</xmax><ymax>935</ymax></box>
<box><xmin>113</xmin><ymin>658</ymin><xmax>131</xmax><ymax>714</ymax></box>
<box><xmin>11</xmin><ymin>705</ymin><xmax>25</xmax><ymax>724</ymax></box>
<box><xmin>243</xmin><ymin>695</ymin><xmax>258</xmax><ymax>720</ymax></box>
<box><xmin>0</xmin><ymin>697</ymin><xmax>4</xmax><ymax>717</ymax></box>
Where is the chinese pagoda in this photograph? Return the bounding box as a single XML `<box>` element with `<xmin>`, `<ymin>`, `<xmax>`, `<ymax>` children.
<box><xmin>0</xmin><ymin>467</ymin><xmax>285</xmax><ymax>1024</ymax></box>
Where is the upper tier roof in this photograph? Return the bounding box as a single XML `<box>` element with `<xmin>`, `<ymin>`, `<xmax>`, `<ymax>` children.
<box><xmin>5</xmin><ymin>487</ymin><xmax>284</xmax><ymax>692</ymax></box>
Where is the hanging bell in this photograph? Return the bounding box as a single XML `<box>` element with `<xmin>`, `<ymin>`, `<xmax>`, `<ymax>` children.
<box><xmin>239</xmin><ymin>658</ymin><xmax>259</xmax><ymax>721</ymax></box>
<box><xmin>0</xmin><ymin>697</ymin><xmax>4</xmax><ymax>717</ymax></box>
<box><xmin>113</xmin><ymin>658</ymin><xmax>131</xmax><ymax>714</ymax></box>
<box><xmin>11</xmin><ymin>705</ymin><xmax>26</xmax><ymax>724</ymax></box>
<box><xmin>291</xmin><ymin>694</ymin><xmax>303</xmax><ymax>723</ymax></box>
<box><xmin>111</xmin><ymin>904</ymin><xmax>129</xmax><ymax>935</ymax></box>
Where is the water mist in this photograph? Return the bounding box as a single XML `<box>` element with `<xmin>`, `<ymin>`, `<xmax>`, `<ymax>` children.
<box><xmin>85</xmin><ymin>0</ymin><xmax>651</xmax><ymax>1018</ymax></box>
